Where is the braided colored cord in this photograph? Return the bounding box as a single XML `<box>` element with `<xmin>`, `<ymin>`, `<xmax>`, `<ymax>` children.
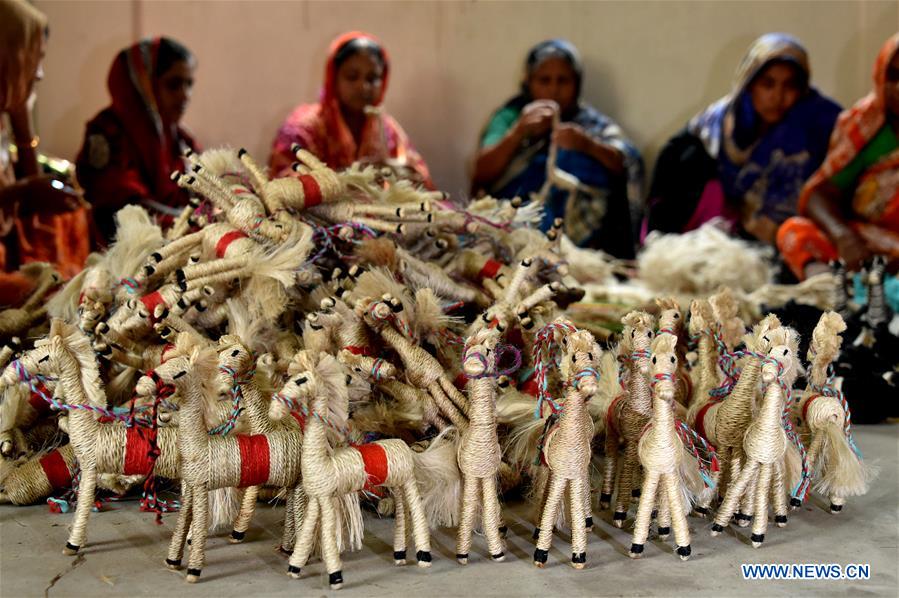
<box><xmin>764</xmin><ymin>357</ymin><xmax>812</xmax><ymax>502</ymax></box>
<box><xmin>461</xmin><ymin>343</ymin><xmax>522</xmax><ymax>379</ymax></box>
<box><xmin>132</xmin><ymin>370</ymin><xmax>180</xmax><ymax>521</ymax></box>
<box><xmin>532</xmin><ymin>320</ymin><xmax>576</xmax><ymax>418</ymax></box>
<box><xmin>572</xmin><ymin>367</ymin><xmax>599</xmax><ymax>391</ymax></box>
<box><xmin>435</xmin><ymin>199</ymin><xmax>512</xmax><ymax>231</ymax></box>
<box><xmin>305</xmin><ymin>222</ymin><xmax>378</xmax><ymax>265</ymax></box>
<box><xmin>676</xmin><ymin>419</ymin><xmax>720</xmax><ymax>489</ymax></box>
<box><xmin>437</xmin><ymin>327</ymin><xmax>464</xmax><ymax>346</ymax></box>
<box><xmin>116</xmin><ymin>277</ymin><xmax>141</xmax><ymax>294</ymax></box>
<box><xmin>811</xmin><ymin>365</ymin><xmax>863</xmax><ymax>459</ymax></box>
<box><xmin>272</xmin><ymin>393</ymin><xmax>361</xmax><ymax>445</ymax></box>
<box><xmin>658</xmin><ymin>327</ymin><xmax>677</xmax><ymax>336</ymax></box>
<box><xmin>367</xmin><ymin>301</ymin><xmax>414</xmax><ymax>339</ymax></box>
<box><xmin>14</xmin><ymin>361</ymin><xmax>129</xmax><ymax>423</ymax></box>
<box><xmin>370</xmin><ymin>358</ymin><xmax>389</xmax><ymax>381</ymax></box>
<box><xmin>207</xmin><ymin>366</ymin><xmax>255</xmax><ymax>436</ymax></box>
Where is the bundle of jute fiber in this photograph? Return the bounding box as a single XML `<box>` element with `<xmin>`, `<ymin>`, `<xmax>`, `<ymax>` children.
<box><xmin>532</xmin><ymin>322</ymin><xmax>600</xmax><ymax>570</ymax></box>
<box><xmin>793</xmin><ymin>311</ymin><xmax>877</xmax><ymax>514</ymax></box>
<box><xmin>639</xmin><ymin>222</ymin><xmax>771</xmax><ymax>296</ymax></box>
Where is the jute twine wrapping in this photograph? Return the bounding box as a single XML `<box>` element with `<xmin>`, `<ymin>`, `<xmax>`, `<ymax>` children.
<box><xmin>456</xmin><ymin>329</ymin><xmax>505</xmax><ymax>561</ymax></box>
<box><xmin>0</xmin><ymin>443</ymin><xmax>76</xmax><ymax>505</ymax></box>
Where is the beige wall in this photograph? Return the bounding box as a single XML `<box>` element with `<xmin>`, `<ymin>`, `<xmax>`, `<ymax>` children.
<box><xmin>34</xmin><ymin>0</ymin><xmax>899</xmax><ymax>196</ymax></box>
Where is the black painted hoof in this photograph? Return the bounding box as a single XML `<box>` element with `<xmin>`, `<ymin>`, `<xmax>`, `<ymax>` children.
<box><xmin>165</xmin><ymin>558</ymin><xmax>182</xmax><ymax>570</ymax></box>
<box><xmin>750</xmin><ymin>533</ymin><xmax>764</xmax><ymax>547</ymax></box>
<box><xmin>532</xmin><ymin>527</ymin><xmax>540</xmax><ymax>540</ymax></box>
<box><xmin>629</xmin><ymin>543</ymin><xmax>644</xmax><ymax>558</ymax></box>
<box><xmin>393</xmin><ymin>550</ymin><xmax>406</xmax><ymax>565</ymax></box>
<box><xmin>658</xmin><ymin>526</ymin><xmax>670</xmax><ymax>538</ymax></box>
<box><xmin>599</xmin><ymin>492</ymin><xmax>612</xmax><ymax>506</ymax></box>
<box><xmin>143</xmin><ymin>265</ymin><xmax>155</xmax><ymax>277</ymax></box>
<box><xmin>710</xmin><ymin>523</ymin><xmax>724</xmax><ymax>536</ymax></box>
<box><xmin>238</xmin><ymin>148</ymin><xmax>248</xmax><ymax>158</ymax></box>
<box><xmin>456</xmin><ymin>553</ymin><xmax>468</xmax><ymax>565</ymax></box>
<box><xmin>498</xmin><ymin>525</ymin><xmax>508</xmax><ymax>538</ymax></box>
<box><xmin>186</xmin><ymin>568</ymin><xmax>201</xmax><ymax>583</ymax></box>
<box><xmin>830</xmin><ymin>503</ymin><xmax>843</xmax><ymax>513</ymax></box>
<box><xmin>775</xmin><ymin>515</ymin><xmax>788</xmax><ymax>526</ymax></box>
<box><xmin>328</xmin><ymin>571</ymin><xmax>343</xmax><ymax>589</ymax></box>
<box><xmin>491</xmin><ymin>551</ymin><xmax>505</xmax><ymax>562</ymax></box>
<box><xmin>632</xmin><ymin>488</ymin><xmax>641</xmax><ymax>498</ymax></box>
<box><xmin>585</xmin><ymin>516</ymin><xmax>593</xmax><ymax>529</ymax></box>
<box><xmin>790</xmin><ymin>497</ymin><xmax>801</xmax><ymax>509</ymax></box>
<box><xmin>533</xmin><ymin>548</ymin><xmax>548</xmax><ymax>566</ymax></box>
<box><xmin>734</xmin><ymin>512</ymin><xmax>752</xmax><ymax>522</ymax></box>
<box><xmin>693</xmin><ymin>506</ymin><xmax>709</xmax><ymax>517</ymax></box>
<box><xmin>230</xmin><ymin>529</ymin><xmax>245</xmax><ymax>542</ymax></box>
<box><xmin>677</xmin><ymin>545</ymin><xmax>692</xmax><ymax>560</ymax></box>
<box><xmin>613</xmin><ymin>511</ymin><xmax>627</xmax><ymax>527</ymax></box>
<box><xmin>416</xmin><ymin>551</ymin><xmax>432</xmax><ymax>563</ymax></box>
<box><xmin>571</xmin><ymin>552</ymin><xmax>586</xmax><ymax>568</ymax></box>
<box><xmin>62</xmin><ymin>542</ymin><xmax>80</xmax><ymax>555</ymax></box>
<box><xmin>150</xmin><ymin>252</ymin><xmax>163</xmax><ymax>263</ymax></box>
<box><xmin>287</xmin><ymin>565</ymin><xmax>301</xmax><ymax>578</ymax></box>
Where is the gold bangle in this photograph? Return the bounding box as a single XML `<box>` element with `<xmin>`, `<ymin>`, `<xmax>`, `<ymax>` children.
<box><xmin>29</xmin><ymin>136</ymin><xmax>40</xmax><ymax>149</ymax></box>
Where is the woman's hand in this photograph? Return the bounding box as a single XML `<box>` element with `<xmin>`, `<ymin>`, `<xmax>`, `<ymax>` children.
<box><xmin>833</xmin><ymin>228</ymin><xmax>872</xmax><ymax>271</ymax></box>
<box><xmin>515</xmin><ymin>100</ymin><xmax>558</xmax><ymax>140</ymax></box>
<box><xmin>552</xmin><ymin>122</ymin><xmax>589</xmax><ymax>152</ymax></box>
<box><xmin>3</xmin><ymin>176</ymin><xmax>83</xmax><ymax>215</ymax></box>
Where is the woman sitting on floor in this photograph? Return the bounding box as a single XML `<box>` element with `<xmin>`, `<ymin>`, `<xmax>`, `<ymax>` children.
<box><xmin>1</xmin><ymin>0</ymin><xmax>87</xmax><ymax>301</ymax></box>
<box><xmin>778</xmin><ymin>33</ymin><xmax>899</xmax><ymax>279</ymax></box>
<box><xmin>644</xmin><ymin>33</ymin><xmax>841</xmax><ymax>246</ymax></box>
<box><xmin>471</xmin><ymin>38</ymin><xmax>643</xmax><ymax>258</ymax></box>
<box><xmin>76</xmin><ymin>37</ymin><xmax>199</xmax><ymax>244</ymax></box>
<box><xmin>270</xmin><ymin>31</ymin><xmax>432</xmax><ymax>187</ymax></box>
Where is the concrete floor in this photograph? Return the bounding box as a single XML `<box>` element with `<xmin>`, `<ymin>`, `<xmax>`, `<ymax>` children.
<box><xmin>1</xmin><ymin>425</ymin><xmax>896</xmax><ymax>598</ymax></box>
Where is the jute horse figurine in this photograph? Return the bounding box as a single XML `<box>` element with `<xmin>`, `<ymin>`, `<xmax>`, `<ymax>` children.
<box><xmin>456</xmin><ymin>327</ymin><xmax>506</xmax><ymax>565</ymax></box>
<box><xmin>603</xmin><ymin>311</ymin><xmax>654</xmax><ymax>527</ymax></box>
<box><xmin>158</xmin><ymin>347</ymin><xmax>304</xmax><ymax>582</ymax></box>
<box><xmin>42</xmin><ymin>320</ymin><xmax>181</xmax><ymax>555</ymax></box>
<box><xmin>688</xmin><ymin>314</ymin><xmax>780</xmax><ymax>520</ymax></box>
<box><xmin>629</xmin><ymin>334</ymin><xmax>692</xmax><ymax>561</ymax></box>
<box><xmin>272</xmin><ymin>350</ymin><xmax>431</xmax><ymax>590</ymax></box>
<box><xmin>794</xmin><ymin>312</ymin><xmax>875</xmax><ymax>514</ymax></box>
<box><xmin>533</xmin><ymin>324</ymin><xmax>600</xmax><ymax>570</ymax></box>
<box><xmin>711</xmin><ymin>326</ymin><xmax>798</xmax><ymax>547</ymax></box>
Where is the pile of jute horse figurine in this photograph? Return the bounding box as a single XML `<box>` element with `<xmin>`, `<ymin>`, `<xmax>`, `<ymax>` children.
<box><xmin>0</xmin><ymin>147</ymin><xmax>876</xmax><ymax>589</ymax></box>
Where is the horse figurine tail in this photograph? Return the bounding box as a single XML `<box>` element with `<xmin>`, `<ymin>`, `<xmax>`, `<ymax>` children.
<box><xmin>412</xmin><ymin>426</ymin><xmax>463</xmax><ymax>528</ymax></box>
